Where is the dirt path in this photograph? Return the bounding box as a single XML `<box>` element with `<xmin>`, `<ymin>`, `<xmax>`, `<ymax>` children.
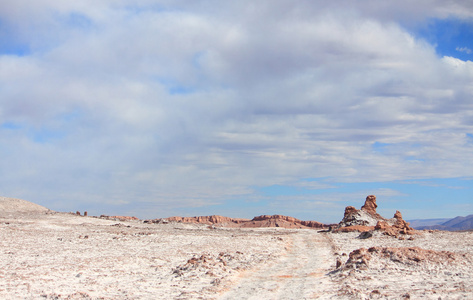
<box><xmin>219</xmin><ymin>230</ymin><xmax>337</xmax><ymax>300</ymax></box>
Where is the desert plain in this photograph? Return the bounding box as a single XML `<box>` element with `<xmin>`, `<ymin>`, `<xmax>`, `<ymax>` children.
<box><xmin>1</xmin><ymin>196</ymin><xmax>473</xmax><ymax>299</ymax></box>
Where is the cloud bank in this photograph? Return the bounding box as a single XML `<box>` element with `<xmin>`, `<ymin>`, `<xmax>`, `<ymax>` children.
<box><xmin>1</xmin><ymin>1</ymin><xmax>472</xmax><ymax>219</ymax></box>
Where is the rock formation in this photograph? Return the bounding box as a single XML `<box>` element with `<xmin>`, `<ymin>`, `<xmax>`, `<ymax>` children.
<box><xmin>335</xmin><ymin>195</ymin><xmax>415</xmax><ymax>236</ymax></box>
<box><xmin>361</xmin><ymin>195</ymin><xmax>384</xmax><ymax>219</ymax></box>
<box><xmin>145</xmin><ymin>214</ymin><xmax>328</xmax><ymax>229</ymax></box>
<box><xmin>241</xmin><ymin>215</ymin><xmax>326</xmax><ymax>229</ymax></box>
<box><xmin>151</xmin><ymin>215</ymin><xmax>250</xmax><ymax>226</ymax></box>
<box><xmin>99</xmin><ymin>215</ymin><xmax>140</xmax><ymax>222</ymax></box>
<box><xmin>337</xmin><ymin>196</ymin><xmax>384</xmax><ymax>229</ymax></box>
<box><xmin>375</xmin><ymin>210</ymin><xmax>415</xmax><ymax>236</ymax></box>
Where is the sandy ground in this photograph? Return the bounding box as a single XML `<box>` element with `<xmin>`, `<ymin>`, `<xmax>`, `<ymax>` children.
<box><xmin>1</xmin><ymin>211</ymin><xmax>473</xmax><ymax>299</ymax></box>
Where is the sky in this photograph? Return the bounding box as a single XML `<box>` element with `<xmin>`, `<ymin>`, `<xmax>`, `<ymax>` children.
<box><xmin>0</xmin><ymin>1</ymin><xmax>472</xmax><ymax>223</ymax></box>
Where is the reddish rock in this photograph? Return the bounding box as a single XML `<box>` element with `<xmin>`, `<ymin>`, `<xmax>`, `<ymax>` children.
<box><xmin>374</xmin><ymin>220</ymin><xmax>388</xmax><ymax>231</ymax></box>
<box><xmin>368</xmin><ymin>246</ymin><xmax>457</xmax><ymax>265</ymax></box>
<box><xmin>300</xmin><ymin>220</ymin><xmax>327</xmax><ymax>228</ymax></box>
<box><xmin>333</xmin><ymin>225</ymin><xmax>375</xmax><ymax>233</ymax></box>
<box><xmin>361</xmin><ymin>195</ymin><xmax>377</xmax><ymax>214</ymax></box>
<box><xmin>160</xmin><ymin>214</ymin><xmax>327</xmax><ymax>229</ymax></box>
<box><xmin>361</xmin><ymin>195</ymin><xmax>384</xmax><ymax>219</ymax></box>
<box><xmin>247</xmin><ymin>215</ymin><xmax>325</xmax><ymax>229</ymax></box>
<box><xmin>249</xmin><ymin>215</ymin><xmax>325</xmax><ymax>229</ymax></box>
<box><xmin>343</xmin><ymin>206</ymin><xmax>358</xmax><ymax>219</ymax></box>
<box><xmin>337</xmin><ymin>195</ymin><xmax>416</xmax><ymax>237</ymax></box>
<box><xmin>166</xmin><ymin>215</ymin><xmax>249</xmax><ymax>225</ymax></box>
<box><xmin>374</xmin><ymin>213</ymin><xmax>415</xmax><ymax>237</ymax></box>
<box><xmin>394</xmin><ymin>210</ymin><xmax>403</xmax><ymax>220</ymax></box>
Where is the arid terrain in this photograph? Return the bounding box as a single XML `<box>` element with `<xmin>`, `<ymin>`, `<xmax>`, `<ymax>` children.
<box><xmin>1</xmin><ymin>196</ymin><xmax>473</xmax><ymax>299</ymax></box>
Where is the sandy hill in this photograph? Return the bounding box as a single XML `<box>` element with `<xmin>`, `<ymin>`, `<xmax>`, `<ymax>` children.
<box><xmin>0</xmin><ymin>196</ymin><xmax>50</xmax><ymax>215</ymax></box>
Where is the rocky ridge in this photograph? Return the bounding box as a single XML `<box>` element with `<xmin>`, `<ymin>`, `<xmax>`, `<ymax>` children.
<box><xmin>241</xmin><ymin>215</ymin><xmax>326</xmax><ymax>229</ymax></box>
<box><xmin>415</xmin><ymin>214</ymin><xmax>473</xmax><ymax>231</ymax></box>
<box><xmin>145</xmin><ymin>214</ymin><xmax>327</xmax><ymax>229</ymax></box>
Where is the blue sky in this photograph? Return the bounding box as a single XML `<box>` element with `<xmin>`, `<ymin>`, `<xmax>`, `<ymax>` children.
<box><xmin>0</xmin><ymin>1</ymin><xmax>472</xmax><ymax>223</ymax></box>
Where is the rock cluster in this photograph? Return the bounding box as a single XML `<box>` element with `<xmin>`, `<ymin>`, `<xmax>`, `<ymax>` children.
<box><xmin>335</xmin><ymin>195</ymin><xmax>415</xmax><ymax>236</ymax></box>
<box><xmin>375</xmin><ymin>210</ymin><xmax>414</xmax><ymax>236</ymax></box>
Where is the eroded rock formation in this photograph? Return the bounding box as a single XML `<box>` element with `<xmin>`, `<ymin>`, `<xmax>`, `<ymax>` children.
<box><xmin>241</xmin><ymin>215</ymin><xmax>326</xmax><ymax>229</ymax></box>
<box><xmin>145</xmin><ymin>214</ymin><xmax>328</xmax><ymax>229</ymax></box>
<box><xmin>375</xmin><ymin>210</ymin><xmax>415</xmax><ymax>236</ymax></box>
<box><xmin>361</xmin><ymin>195</ymin><xmax>384</xmax><ymax>219</ymax></box>
<box><xmin>337</xmin><ymin>196</ymin><xmax>384</xmax><ymax>230</ymax></box>
<box><xmin>164</xmin><ymin>215</ymin><xmax>249</xmax><ymax>226</ymax></box>
<box><xmin>99</xmin><ymin>215</ymin><xmax>140</xmax><ymax>222</ymax></box>
<box><xmin>336</xmin><ymin>195</ymin><xmax>415</xmax><ymax>236</ymax></box>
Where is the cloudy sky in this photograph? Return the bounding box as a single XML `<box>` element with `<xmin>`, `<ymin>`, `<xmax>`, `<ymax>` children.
<box><xmin>1</xmin><ymin>1</ymin><xmax>472</xmax><ymax>222</ymax></box>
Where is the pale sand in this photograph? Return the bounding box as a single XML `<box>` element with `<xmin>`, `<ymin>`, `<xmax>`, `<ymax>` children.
<box><xmin>1</xmin><ymin>210</ymin><xmax>473</xmax><ymax>299</ymax></box>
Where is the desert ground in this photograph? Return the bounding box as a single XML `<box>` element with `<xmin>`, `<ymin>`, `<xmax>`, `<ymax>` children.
<box><xmin>1</xmin><ymin>197</ymin><xmax>473</xmax><ymax>299</ymax></box>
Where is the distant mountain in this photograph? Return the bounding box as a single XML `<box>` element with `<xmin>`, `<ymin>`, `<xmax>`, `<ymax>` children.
<box><xmin>441</xmin><ymin>215</ymin><xmax>473</xmax><ymax>231</ymax></box>
<box><xmin>411</xmin><ymin>214</ymin><xmax>473</xmax><ymax>231</ymax></box>
<box><xmin>408</xmin><ymin>218</ymin><xmax>450</xmax><ymax>229</ymax></box>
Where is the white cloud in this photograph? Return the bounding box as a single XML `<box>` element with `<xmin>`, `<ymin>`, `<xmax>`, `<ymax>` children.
<box><xmin>1</xmin><ymin>1</ymin><xmax>473</xmax><ymax>216</ymax></box>
<box><xmin>456</xmin><ymin>46</ymin><xmax>473</xmax><ymax>54</ymax></box>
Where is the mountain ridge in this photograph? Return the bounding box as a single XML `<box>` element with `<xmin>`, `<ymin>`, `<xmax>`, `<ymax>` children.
<box><xmin>411</xmin><ymin>214</ymin><xmax>473</xmax><ymax>231</ymax></box>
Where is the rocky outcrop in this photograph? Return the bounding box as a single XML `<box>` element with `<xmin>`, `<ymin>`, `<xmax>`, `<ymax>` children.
<box><xmin>160</xmin><ymin>215</ymin><xmax>250</xmax><ymax>226</ymax></box>
<box><xmin>375</xmin><ymin>210</ymin><xmax>415</xmax><ymax>236</ymax></box>
<box><xmin>335</xmin><ymin>225</ymin><xmax>375</xmax><ymax>233</ymax></box>
<box><xmin>100</xmin><ymin>215</ymin><xmax>140</xmax><ymax>222</ymax></box>
<box><xmin>337</xmin><ymin>246</ymin><xmax>458</xmax><ymax>272</ymax></box>
<box><xmin>146</xmin><ymin>214</ymin><xmax>328</xmax><ymax>229</ymax></box>
<box><xmin>361</xmin><ymin>195</ymin><xmax>384</xmax><ymax>219</ymax></box>
<box><xmin>337</xmin><ymin>196</ymin><xmax>384</xmax><ymax>229</ymax></box>
<box><xmin>241</xmin><ymin>215</ymin><xmax>326</xmax><ymax>229</ymax></box>
<box><xmin>335</xmin><ymin>195</ymin><xmax>415</xmax><ymax>236</ymax></box>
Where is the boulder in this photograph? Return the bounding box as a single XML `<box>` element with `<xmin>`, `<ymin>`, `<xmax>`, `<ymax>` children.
<box><xmin>358</xmin><ymin>231</ymin><xmax>373</xmax><ymax>239</ymax></box>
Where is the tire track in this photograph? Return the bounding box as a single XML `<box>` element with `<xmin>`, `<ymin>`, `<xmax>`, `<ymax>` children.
<box><xmin>219</xmin><ymin>230</ymin><xmax>338</xmax><ymax>300</ymax></box>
